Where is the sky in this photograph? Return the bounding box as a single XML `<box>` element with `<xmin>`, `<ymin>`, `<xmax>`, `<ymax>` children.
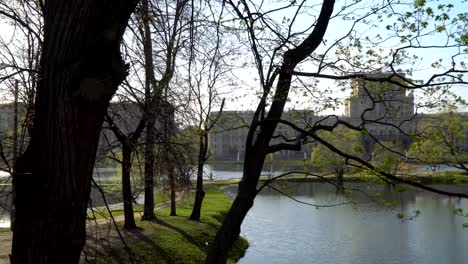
<box><xmin>0</xmin><ymin>0</ymin><xmax>467</xmax><ymax>115</ymax></box>
<box><xmin>216</xmin><ymin>0</ymin><xmax>468</xmax><ymax>114</ymax></box>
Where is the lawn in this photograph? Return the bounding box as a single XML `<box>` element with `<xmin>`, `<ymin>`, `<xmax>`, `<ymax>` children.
<box><xmin>88</xmin><ymin>184</ymin><xmax>248</xmax><ymax>264</ymax></box>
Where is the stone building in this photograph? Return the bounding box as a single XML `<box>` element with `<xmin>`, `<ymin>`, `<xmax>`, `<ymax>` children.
<box><xmin>209</xmin><ymin>73</ymin><xmax>417</xmax><ymax>161</ymax></box>
<box><xmin>345</xmin><ymin>73</ymin><xmax>415</xmax><ymax>151</ymax></box>
<box><xmin>0</xmin><ymin>103</ymin><xmax>15</xmax><ymax>135</ymax></box>
<box><xmin>98</xmin><ymin>100</ymin><xmax>176</xmax><ymax>161</ymax></box>
<box><xmin>209</xmin><ymin>111</ymin><xmax>312</xmax><ymax>160</ymax></box>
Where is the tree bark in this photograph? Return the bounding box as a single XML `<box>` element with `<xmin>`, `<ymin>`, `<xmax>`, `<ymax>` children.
<box><xmin>205</xmin><ymin>143</ymin><xmax>266</xmax><ymax>264</ymax></box>
<box><xmin>142</xmin><ymin>117</ymin><xmax>157</xmax><ymax>220</ymax></box>
<box><xmin>169</xmin><ymin>161</ymin><xmax>177</xmax><ymax>216</ymax></box>
<box><xmin>122</xmin><ymin>143</ymin><xmax>137</xmax><ymax>229</ymax></box>
<box><xmin>11</xmin><ymin>1</ymin><xmax>138</xmax><ymax>263</ymax></box>
<box><xmin>190</xmin><ymin>133</ymin><xmax>207</xmax><ymax>221</ymax></box>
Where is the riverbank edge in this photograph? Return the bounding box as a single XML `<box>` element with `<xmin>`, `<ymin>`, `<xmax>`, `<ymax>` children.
<box><xmin>276</xmin><ymin>172</ymin><xmax>468</xmax><ymax>185</ymax></box>
<box><xmin>85</xmin><ymin>183</ymin><xmax>249</xmax><ymax>264</ymax></box>
<box><xmin>209</xmin><ymin>171</ymin><xmax>468</xmax><ymax>186</ymax></box>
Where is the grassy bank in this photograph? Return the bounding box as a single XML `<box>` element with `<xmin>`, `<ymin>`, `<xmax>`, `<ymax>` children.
<box><xmin>207</xmin><ymin>159</ymin><xmax>306</xmax><ymax>166</ymax></box>
<box><xmin>88</xmin><ymin>189</ymin><xmax>176</xmax><ymax>219</ymax></box>
<box><xmin>90</xmin><ymin>184</ymin><xmax>248</xmax><ymax>264</ymax></box>
<box><xmin>257</xmin><ymin>170</ymin><xmax>468</xmax><ymax>185</ymax></box>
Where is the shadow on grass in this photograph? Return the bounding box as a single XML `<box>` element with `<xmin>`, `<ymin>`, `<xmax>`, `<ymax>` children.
<box><xmin>85</xmin><ymin>238</ymin><xmax>125</xmax><ymax>263</ymax></box>
<box><xmin>154</xmin><ymin>218</ymin><xmax>206</xmax><ymax>252</ymax></box>
<box><xmin>201</xmin><ymin>210</ymin><xmax>227</xmax><ymax>231</ymax></box>
<box><xmin>127</xmin><ymin>228</ymin><xmax>173</xmax><ymax>263</ymax></box>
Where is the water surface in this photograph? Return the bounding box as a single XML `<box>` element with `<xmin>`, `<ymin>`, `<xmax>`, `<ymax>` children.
<box><xmin>225</xmin><ymin>182</ymin><xmax>468</xmax><ymax>264</ymax></box>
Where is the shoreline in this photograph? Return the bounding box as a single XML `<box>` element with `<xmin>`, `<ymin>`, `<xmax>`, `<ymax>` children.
<box><xmin>211</xmin><ymin>171</ymin><xmax>468</xmax><ymax>186</ymax></box>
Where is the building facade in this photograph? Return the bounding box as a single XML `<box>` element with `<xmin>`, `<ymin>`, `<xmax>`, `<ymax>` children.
<box><xmin>0</xmin><ymin>103</ymin><xmax>15</xmax><ymax>135</ymax></box>
<box><xmin>209</xmin><ymin>111</ymin><xmax>312</xmax><ymax>160</ymax></box>
<box><xmin>209</xmin><ymin>73</ymin><xmax>417</xmax><ymax>161</ymax></box>
<box><xmin>345</xmin><ymin>73</ymin><xmax>415</xmax><ymax>151</ymax></box>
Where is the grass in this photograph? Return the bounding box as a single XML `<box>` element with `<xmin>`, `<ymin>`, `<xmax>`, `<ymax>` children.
<box><xmin>206</xmin><ymin>160</ymin><xmax>244</xmax><ymax>165</ymax></box>
<box><xmin>88</xmin><ymin>189</ymin><xmax>182</xmax><ymax>220</ymax></box>
<box><xmin>207</xmin><ymin>159</ymin><xmax>307</xmax><ymax>167</ymax></box>
<box><xmin>260</xmin><ymin>170</ymin><xmax>468</xmax><ymax>185</ymax></box>
<box><xmin>0</xmin><ymin>178</ymin><xmax>11</xmax><ymax>185</ymax></box>
<box><xmin>91</xmin><ymin>184</ymin><xmax>248</xmax><ymax>264</ymax></box>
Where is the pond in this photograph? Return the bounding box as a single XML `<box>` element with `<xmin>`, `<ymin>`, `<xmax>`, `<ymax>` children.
<box><xmin>222</xmin><ymin>182</ymin><xmax>468</xmax><ymax>264</ymax></box>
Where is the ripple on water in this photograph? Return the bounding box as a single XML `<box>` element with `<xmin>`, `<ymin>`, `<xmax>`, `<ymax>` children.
<box><xmin>237</xmin><ymin>182</ymin><xmax>468</xmax><ymax>264</ymax></box>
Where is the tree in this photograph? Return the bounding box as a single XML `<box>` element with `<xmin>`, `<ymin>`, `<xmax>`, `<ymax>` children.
<box><xmin>409</xmin><ymin>109</ymin><xmax>468</xmax><ymax>172</ymax></box>
<box><xmin>310</xmin><ymin>126</ymin><xmax>364</xmax><ymax>188</ymax></box>
<box><xmin>0</xmin><ymin>0</ymin><xmax>43</xmax><ymax>174</ymax></box>
<box><xmin>104</xmin><ymin>103</ymin><xmax>146</xmax><ymax>229</ymax></box>
<box><xmin>206</xmin><ymin>0</ymin><xmax>468</xmax><ymax>263</ymax></box>
<box><xmin>187</xmin><ymin>3</ymin><xmax>232</xmax><ymax>220</ymax></box>
<box><xmin>206</xmin><ymin>2</ymin><xmax>336</xmax><ymax>262</ymax></box>
<box><xmin>139</xmin><ymin>0</ymin><xmax>159</xmax><ymax>221</ymax></box>
<box><xmin>372</xmin><ymin>141</ymin><xmax>403</xmax><ymax>176</ymax></box>
<box><xmin>134</xmin><ymin>0</ymin><xmax>191</xmax><ymax>221</ymax></box>
<box><xmin>10</xmin><ymin>1</ymin><xmax>139</xmax><ymax>263</ymax></box>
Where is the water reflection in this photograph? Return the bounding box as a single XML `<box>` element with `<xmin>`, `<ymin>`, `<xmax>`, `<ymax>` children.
<box><xmin>204</xmin><ymin>162</ymin><xmax>307</xmax><ymax>180</ymax></box>
<box><xmin>204</xmin><ymin>162</ymin><xmax>468</xmax><ymax>180</ymax></box>
<box><xmin>232</xmin><ymin>182</ymin><xmax>468</xmax><ymax>264</ymax></box>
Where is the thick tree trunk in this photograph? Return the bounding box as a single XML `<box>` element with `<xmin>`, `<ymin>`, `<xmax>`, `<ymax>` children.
<box><xmin>10</xmin><ymin>1</ymin><xmax>138</xmax><ymax>263</ymax></box>
<box><xmin>122</xmin><ymin>144</ymin><xmax>136</xmax><ymax>229</ymax></box>
<box><xmin>190</xmin><ymin>134</ymin><xmax>206</xmax><ymax>221</ymax></box>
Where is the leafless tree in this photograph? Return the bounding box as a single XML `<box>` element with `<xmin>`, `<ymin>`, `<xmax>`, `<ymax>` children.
<box><xmin>185</xmin><ymin>0</ymin><xmax>235</xmax><ymax>221</ymax></box>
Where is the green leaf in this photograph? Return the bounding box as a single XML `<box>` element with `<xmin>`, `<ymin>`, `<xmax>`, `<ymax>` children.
<box><xmin>426</xmin><ymin>7</ymin><xmax>433</xmax><ymax>15</ymax></box>
<box><xmin>436</xmin><ymin>25</ymin><xmax>446</xmax><ymax>32</ymax></box>
<box><xmin>460</xmin><ymin>34</ymin><xmax>468</xmax><ymax>45</ymax></box>
<box><xmin>414</xmin><ymin>0</ymin><xmax>426</xmax><ymax>8</ymax></box>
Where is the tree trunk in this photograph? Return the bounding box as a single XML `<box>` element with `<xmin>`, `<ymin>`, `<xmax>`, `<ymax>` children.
<box><xmin>11</xmin><ymin>1</ymin><xmax>138</xmax><ymax>263</ymax></box>
<box><xmin>142</xmin><ymin>117</ymin><xmax>157</xmax><ymax>220</ymax></box>
<box><xmin>122</xmin><ymin>143</ymin><xmax>136</xmax><ymax>229</ymax></box>
<box><xmin>190</xmin><ymin>133</ymin><xmax>206</xmax><ymax>221</ymax></box>
<box><xmin>141</xmin><ymin>0</ymin><xmax>158</xmax><ymax>221</ymax></box>
<box><xmin>205</xmin><ymin>146</ymin><xmax>265</xmax><ymax>263</ymax></box>
<box><xmin>169</xmin><ymin>162</ymin><xmax>177</xmax><ymax>216</ymax></box>
<box><xmin>205</xmin><ymin>63</ymin><xmax>294</xmax><ymax>264</ymax></box>
<box><xmin>336</xmin><ymin>171</ymin><xmax>344</xmax><ymax>194</ymax></box>
<box><xmin>205</xmin><ymin>2</ymin><xmax>334</xmax><ymax>262</ymax></box>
